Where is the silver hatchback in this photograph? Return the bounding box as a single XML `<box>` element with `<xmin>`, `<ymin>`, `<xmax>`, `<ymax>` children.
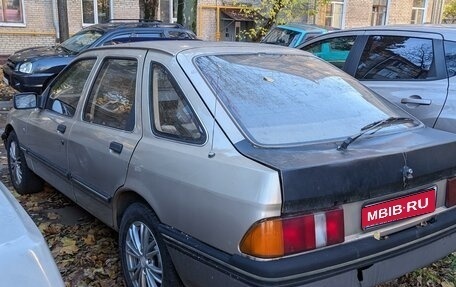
<box><xmin>3</xmin><ymin>41</ymin><xmax>456</xmax><ymax>287</ymax></box>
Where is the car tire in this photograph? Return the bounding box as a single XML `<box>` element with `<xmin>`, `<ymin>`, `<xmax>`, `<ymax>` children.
<box><xmin>119</xmin><ymin>202</ymin><xmax>183</xmax><ymax>287</ymax></box>
<box><xmin>6</xmin><ymin>131</ymin><xmax>44</xmax><ymax>195</ymax></box>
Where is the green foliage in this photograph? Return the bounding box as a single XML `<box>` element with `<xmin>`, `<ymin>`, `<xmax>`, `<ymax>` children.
<box><xmin>444</xmin><ymin>0</ymin><xmax>456</xmax><ymax>23</ymax></box>
<box><xmin>237</xmin><ymin>0</ymin><xmax>330</xmax><ymax>41</ymax></box>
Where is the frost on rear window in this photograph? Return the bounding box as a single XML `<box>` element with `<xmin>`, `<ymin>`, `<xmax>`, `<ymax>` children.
<box><xmin>195</xmin><ymin>54</ymin><xmax>406</xmax><ymax>146</ymax></box>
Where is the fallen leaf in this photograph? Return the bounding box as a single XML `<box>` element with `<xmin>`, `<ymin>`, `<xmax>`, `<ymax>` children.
<box><xmin>47</xmin><ymin>212</ymin><xmax>59</xmax><ymax>220</ymax></box>
<box><xmin>442</xmin><ymin>281</ymin><xmax>455</xmax><ymax>287</ymax></box>
<box><xmin>38</xmin><ymin>222</ymin><xmax>50</xmax><ymax>233</ymax></box>
<box><xmin>84</xmin><ymin>234</ymin><xmax>96</xmax><ymax>245</ymax></box>
<box><xmin>60</xmin><ymin>237</ymin><xmax>79</xmax><ymax>255</ymax></box>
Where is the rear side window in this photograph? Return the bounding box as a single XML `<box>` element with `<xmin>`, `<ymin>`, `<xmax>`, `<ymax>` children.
<box><xmin>167</xmin><ymin>30</ymin><xmax>196</xmax><ymax>39</ymax></box>
<box><xmin>83</xmin><ymin>58</ymin><xmax>137</xmax><ymax>131</ymax></box>
<box><xmin>150</xmin><ymin>63</ymin><xmax>205</xmax><ymax>143</ymax></box>
<box><xmin>355</xmin><ymin>35</ymin><xmax>435</xmax><ymax>80</ymax></box>
<box><xmin>444</xmin><ymin>40</ymin><xmax>456</xmax><ymax>77</ymax></box>
<box><xmin>46</xmin><ymin>59</ymin><xmax>96</xmax><ymax>117</ymax></box>
<box><xmin>302</xmin><ymin>36</ymin><xmax>356</xmax><ymax>69</ymax></box>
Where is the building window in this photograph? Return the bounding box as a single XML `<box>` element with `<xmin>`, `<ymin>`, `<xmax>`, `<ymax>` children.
<box><xmin>372</xmin><ymin>0</ymin><xmax>387</xmax><ymax>26</ymax></box>
<box><xmin>411</xmin><ymin>0</ymin><xmax>426</xmax><ymax>24</ymax></box>
<box><xmin>325</xmin><ymin>1</ymin><xmax>344</xmax><ymax>29</ymax></box>
<box><xmin>0</xmin><ymin>0</ymin><xmax>24</xmax><ymax>23</ymax></box>
<box><xmin>82</xmin><ymin>0</ymin><xmax>111</xmax><ymax>25</ymax></box>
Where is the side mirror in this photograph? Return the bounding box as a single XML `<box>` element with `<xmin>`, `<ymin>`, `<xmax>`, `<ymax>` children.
<box><xmin>13</xmin><ymin>92</ymin><xmax>38</xmax><ymax>109</ymax></box>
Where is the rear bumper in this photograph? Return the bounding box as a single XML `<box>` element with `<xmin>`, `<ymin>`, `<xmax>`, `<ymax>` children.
<box><xmin>161</xmin><ymin>207</ymin><xmax>456</xmax><ymax>287</ymax></box>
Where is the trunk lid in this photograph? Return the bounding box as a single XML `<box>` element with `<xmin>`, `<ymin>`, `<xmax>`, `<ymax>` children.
<box><xmin>235</xmin><ymin>127</ymin><xmax>456</xmax><ymax>214</ymax></box>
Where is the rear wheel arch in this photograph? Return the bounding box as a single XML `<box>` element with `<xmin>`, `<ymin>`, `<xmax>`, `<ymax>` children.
<box><xmin>114</xmin><ymin>189</ymin><xmax>151</xmax><ymax>230</ymax></box>
<box><xmin>116</xmin><ymin>191</ymin><xmax>184</xmax><ymax>286</ymax></box>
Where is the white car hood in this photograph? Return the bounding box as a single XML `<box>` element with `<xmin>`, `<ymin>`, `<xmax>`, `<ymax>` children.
<box><xmin>0</xmin><ymin>182</ymin><xmax>64</xmax><ymax>287</ymax></box>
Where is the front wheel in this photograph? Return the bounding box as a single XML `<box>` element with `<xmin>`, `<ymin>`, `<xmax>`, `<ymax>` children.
<box><xmin>119</xmin><ymin>203</ymin><xmax>182</xmax><ymax>287</ymax></box>
<box><xmin>6</xmin><ymin>131</ymin><xmax>43</xmax><ymax>194</ymax></box>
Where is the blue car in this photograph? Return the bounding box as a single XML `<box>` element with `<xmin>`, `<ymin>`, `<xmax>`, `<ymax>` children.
<box><xmin>2</xmin><ymin>20</ymin><xmax>196</xmax><ymax>93</ymax></box>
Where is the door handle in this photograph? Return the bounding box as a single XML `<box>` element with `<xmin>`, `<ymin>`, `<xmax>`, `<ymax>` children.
<box><xmin>109</xmin><ymin>141</ymin><xmax>123</xmax><ymax>154</ymax></box>
<box><xmin>57</xmin><ymin>124</ymin><xmax>66</xmax><ymax>134</ymax></box>
<box><xmin>400</xmin><ymin>98</ymin><xmax>431</xmax><ymax>106</ymax></box>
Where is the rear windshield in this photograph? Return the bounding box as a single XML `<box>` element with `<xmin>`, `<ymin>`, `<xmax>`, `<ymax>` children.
<box><xmin>195</xmin><ymin>54</ymin><xmax>414</xmax><ymax>146</ymax></box>
<box><xmin>261</xmin><ymin>28</ymin><xmax>300</xmax><ymax>47</ymax></box>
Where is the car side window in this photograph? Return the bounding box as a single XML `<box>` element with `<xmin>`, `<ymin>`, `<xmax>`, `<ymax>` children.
<box><xmin>302</xmin><ymin>36</ymin><xmax>356</xmax><ymax>69</ymax></box>
<box><xmin>83</xmin><ymin>58</ymin><xmax>137</xmax><ymax>131</ymax></box>
<box><xmin>444</xmin><ymin>40</ymin><xmax>456</xmax><ymax>78</ymax></box>
<box><xmin>102</xmin><ymin>33</ymin><xmax>132</xmax><ymax>46</ymax></box>
<box><xmin>356</xmin><ymin>35</ymin><xmax>434</xmax><ymax>80</ymax></box>
<box><xmin>150</xmin><ymin>63</ymin><xmax>204</xmax><ymax>143</ymax></box>
<box><xmin>45</xmin><ymin>59</ymin><xmax>96</xmax><ymax>117</ymax></box>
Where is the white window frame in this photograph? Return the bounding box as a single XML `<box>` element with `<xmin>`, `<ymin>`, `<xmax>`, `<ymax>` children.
<box><xmin>371</xmin><ymin>0</ymin><xmax>388</xmax><ymax>26</ymax></box>
<box><xmin>325</xmin><ymin>1</ymin><xmax>345</xmax><ymax>29</ymax></box>
<box><xmin>0</xmin><ymin>0</ymin><xmax>26</xmax><ymax>27</ymax></box>
<box><xmin>82</xmin><ymin>0</ymin><xmax>114</xmax><ymax>27</ymax></box>
<box><xmin>411</xmin><ymin>0</ymin><xmax>427</xmax><ymax>24</ymax></box>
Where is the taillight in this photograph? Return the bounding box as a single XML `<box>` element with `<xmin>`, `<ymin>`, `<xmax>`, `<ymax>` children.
<box><xmin>240</xmin><ymin>208</ymin><xmax>344</xmax><ymax>258</ymax></box>
<box><xmin>446</xmin><ymin>177</ymin><xmax>456</xmax><ymax>207</ymax></box>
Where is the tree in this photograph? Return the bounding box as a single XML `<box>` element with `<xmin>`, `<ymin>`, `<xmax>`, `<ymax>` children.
<box><xmin>443</xmin><ymin>0</ymin><xmax>456</xmax><ymax>23</ymax></box>
<box><xmin>140</xmin><ymin>0</ymin><xmax>159</xmax><ymax>20</ymax></box>
<box><xmin>238</xmin><ymin>0</ymin><xmax>330</xmax><ymax>42</ymax></box>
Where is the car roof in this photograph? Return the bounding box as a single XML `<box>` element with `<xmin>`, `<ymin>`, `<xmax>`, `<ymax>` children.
<box><xmin>277</xmin><ymin>23</ymin><xmax>328</xmax><ymax>32</ymax></box>
<box><xmin>83</xmin><ymin>20</ymin><xmax>189</xmax><ymax>32</ymax></box>
<box><xmin>88</xmin><ymin>40</ymin><xmax>307</xmax><ymax>56</ymax></box>
<box><xmin>312</xmin><ymin>24</ymin><xmax>456</xmax><ymax>41</ymax></box>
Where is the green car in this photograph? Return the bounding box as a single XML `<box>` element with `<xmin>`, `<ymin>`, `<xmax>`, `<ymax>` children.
<box><xmin>261</xmin><ymin>24</ymin><xmax>329</xmax><ymax>47</ymax></box>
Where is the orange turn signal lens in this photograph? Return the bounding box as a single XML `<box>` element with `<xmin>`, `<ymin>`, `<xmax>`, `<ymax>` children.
<box><xmin>239</xmin><ymin>218</ymin><xmax>284</xmax><ymax>258</ymax></box>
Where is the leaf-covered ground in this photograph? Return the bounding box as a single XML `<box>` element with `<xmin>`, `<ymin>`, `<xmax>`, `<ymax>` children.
<box><xmin>0</xmin><ymin>68</ymin><xmax>455</xmax><ymax>287</ymax></box>
<box><xmin>0</xmin><ymin>162</ymin><xmax>125</xmax><ymax>287</ymax></box>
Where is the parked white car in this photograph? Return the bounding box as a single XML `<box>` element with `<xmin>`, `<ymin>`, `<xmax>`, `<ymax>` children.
<box><xmin>0</xmin><ymin>181</ymin><xmax>64</xmax><ymax>287</ymax></box>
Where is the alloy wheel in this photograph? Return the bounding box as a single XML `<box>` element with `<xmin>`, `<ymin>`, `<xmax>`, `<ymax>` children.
<box><xmin>125</xmin><ymin>221</ymin><xmax>163</xmax><ymax>287</ymax></box>
<box><xmin>9</xmin><ymin>141</ymin><xmax>23</xmax><ymax>186</ymax></box>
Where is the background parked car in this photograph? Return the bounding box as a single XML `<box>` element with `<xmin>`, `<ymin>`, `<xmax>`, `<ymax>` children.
<box><xmin>298</xmin><ymin>24</ymin><xmax>456</xmax><ymax>132</ymax></box>
<box><xmin>2</xmin><ymin>20</ymin><xmax>196</xmax><ymax>93</ymax></box>
<box><xmin>260</xmin><ymin>23</ymin><xmax>331</xmax><ymax>47</ymax></box>
<box><xmin>0</xmin><ymin>181</ymin><xmax>64</xmax><ymax>287</ymax></box>
<box><xmin>4</xmin><ymin>41</ymin><xmax>456</xmax><ymax>287</ymax></box>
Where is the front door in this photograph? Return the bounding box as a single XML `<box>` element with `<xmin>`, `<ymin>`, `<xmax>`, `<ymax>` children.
<box><xmin>24</xmin><ymin>58</ymin><xmax>96</xmax><ymax>200</ymax></box>
<box><xmin>67</xmin><ymin>52</ymin><xmax>145</xmax><ymax>223</ymax></box>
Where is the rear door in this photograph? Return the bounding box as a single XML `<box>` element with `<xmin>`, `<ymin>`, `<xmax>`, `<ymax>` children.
<box><xmin>67</xmin><ymin>49</ymin><xmax>145</xmax><ymax>222</ymax></box>
<box><xmin>353</xmin><ymin>31</ymin><xmax>448</xmax><ymax>127</ymax></box>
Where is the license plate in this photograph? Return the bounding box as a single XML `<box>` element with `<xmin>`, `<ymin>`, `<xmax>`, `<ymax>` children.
<box><xmin>2</xmin><ymin>76</ymin><xmax>8</xmax><ymax>86</ymax></box>
<box><xmin>361</xmin><ymin>188</ymin><xmax>436</xmax><ymax>229</ymax></box>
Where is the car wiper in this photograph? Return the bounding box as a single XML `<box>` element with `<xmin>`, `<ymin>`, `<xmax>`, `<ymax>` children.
<box><xmin>337</xmin><ymin>117</ymin><xmax>416</xmax><ymax>151</ymax></box>
<box><xmin>57</xmin><ymin>44</ymin><xmax>75</xmax><ymax>54</ymax></box>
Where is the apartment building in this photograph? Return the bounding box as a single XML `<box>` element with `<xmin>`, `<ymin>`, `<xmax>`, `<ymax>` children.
<box><xmin>197</xmin><ymin>0</ymin><xmax>447</xmax><ymax>41</ymax></box>
<box><xmin>0</xmin><ymin>0</ymin><xmax>449</xmax><ymax>57</ymax></box>
<box><xmin>316</xmin><ymin>0</ymin><xmax>445</xmax><ymax>29</ymax></box>
<box><xmin>0</xmin><ymin>0</ymin><xmax>140</xmax><ymax>56</ymax></box>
